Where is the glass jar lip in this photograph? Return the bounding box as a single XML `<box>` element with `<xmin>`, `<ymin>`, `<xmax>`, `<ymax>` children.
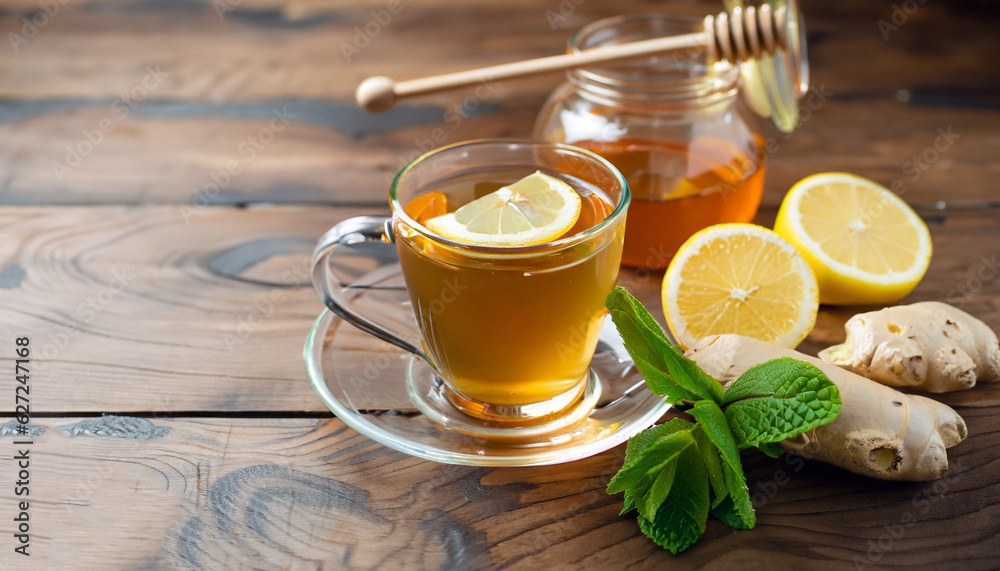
<box><xmin>388</xmin><ymin>139</ymin><xmax>630</xmax><ymax>255</ymax></box>
<box><xmin>567</xmin><ymin>13</ymin><xmax>741</xmax><ymax>99</ymax></box>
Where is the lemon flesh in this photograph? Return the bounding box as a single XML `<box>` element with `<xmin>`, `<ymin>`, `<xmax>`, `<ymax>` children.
<box><xmin>426</xmin><ymin>172</ymin><xmax>582</xmax><ymax>246</ymax></box>
<box><xmin>774</xmin><ymin>172</ymin><xmax>932</xmax><ymax>305</ymax></box>
<box><xmin>662</xmin><ymin>223</ymin><xmax>819</xmax><ymax>349</ymax></box>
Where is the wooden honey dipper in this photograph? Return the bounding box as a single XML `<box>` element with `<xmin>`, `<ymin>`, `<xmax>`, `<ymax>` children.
<box><xmin>357</xmin><ymin>1</ymin><xmax>803</xmax><ymax>112</ymax></box>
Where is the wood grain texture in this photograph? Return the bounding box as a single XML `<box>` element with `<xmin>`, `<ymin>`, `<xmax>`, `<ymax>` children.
<box><xmin>3</xmin><ymin>98</ymin><xmax>995</xmax><ymax>208</ymax></box>
<box><xmin>0</xmin><ymin>205</ymin><xmax>367</xmax><ymax>413</ymax></box>
<box><xmin>0</xmin><ymin>1</ymin><xmax>998</xmax><ymax>568</ymax></box>
<box><xmin>0</xmin><ymin>0</ymin><xmax>997</xmax><ymax>206</ymax></box>
<box><xmin>0</xmin><ymin>414</ymin><xmax>997</xmax><ymax>569</ymax></box>
<box><xmin>0</xmin><ymin>205</ymin><xmax>997</xmax><ymax>414</ymax></box>
<box><xmin>3</xmin><ymin>0</ymin><xmax>997</xmax><ymax>100</ymax></box>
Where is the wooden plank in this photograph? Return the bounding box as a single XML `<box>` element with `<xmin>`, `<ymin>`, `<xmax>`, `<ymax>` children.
<box><xmin>0</xmin><ymin>205</ymin><xmax>372</xmax><ymax>413</ymax></box>
<box><xmin>1</xmin><ymin>413</ymin><xmax>997</xmax><ymax>569</ymax></box>
<box><xmin>758</xmin><ymin>99</ymin><xmax>999</xmax><ymax>209</ymax></box>
<box><xmin>0</xmin><ymin>111</ymin><xmax>422</xmax><ymax>207</ymax></box>
<box><xmin>2</xmin><ymin>98</ymin><xmax>995</xmax><ymax>208</ymax></box>
<box><xmin>2</xmin><ymin>0</ymin><xmax>997</xmax><ymax>100</ymax></box>
<box><xmin>0</xmin><ymin>205</ymin><xmax>998</xmax><ymax>414</ymax></box>
<box><xmin>0</xmin><ymin>1</ymin><xmax>998</xmax><ymax>206</ymax></box>
<box><xmin>0</xmin><ymin>0</ymin><xmax>643</xmax><ymax>101</ymax></box>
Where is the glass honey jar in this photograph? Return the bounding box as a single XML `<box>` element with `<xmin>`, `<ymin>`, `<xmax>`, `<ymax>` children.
<box><xmin>534</xmin><ymin>14</ymin><xmax>771</xmax><ymax>269</ymax></box>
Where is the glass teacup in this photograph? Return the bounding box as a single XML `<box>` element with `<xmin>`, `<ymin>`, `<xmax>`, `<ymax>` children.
<box><xmin>311</xmin><ymin>140</ymin><xmax>629</xmax><ymax>430</ymax></box>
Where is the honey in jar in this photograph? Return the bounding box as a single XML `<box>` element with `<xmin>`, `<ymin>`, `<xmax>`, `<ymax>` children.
<box><xmin>534</xmin><ymin>14</ymin><xmax>769</xmax><ymax>268</ymax></box>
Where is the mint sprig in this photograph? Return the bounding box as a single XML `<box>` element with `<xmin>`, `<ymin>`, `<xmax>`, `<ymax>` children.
<box><xmin>604</xmin><ymin>287</ymin><xmax>842</xmax><ymax>554</ymax></box>
<box><xmin>690</xmin><ymin>399</ymin><xmax>755</xmax><ymax>529</ymax></box>
<box><xmin>607</xmin><ymin>288</ymin><xmax>723</xmax><ymax>405</ymax></box>
<box><xmin>722</xmin><ymin>357</ymin><xmax>842</xmax><ymax>450</ymax></box>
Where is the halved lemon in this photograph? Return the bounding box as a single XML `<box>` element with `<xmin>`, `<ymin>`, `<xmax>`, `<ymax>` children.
<box><xmin>663</xmin><ymin>223</ymin><xmax>819</xmax><ymax>349</ymax></box>
<box><xmin>426</xmin><ymin>171</ymin><xmax>582</xmax><ymax>246</ymax></box>
<box><xmin>774</xmin><ymin>172</ymin><xmax>932</xmax><ymax>305</ymax></box>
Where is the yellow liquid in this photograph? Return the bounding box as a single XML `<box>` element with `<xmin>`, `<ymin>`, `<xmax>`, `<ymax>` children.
<box><xmin>396</xmin><ymin>169</ymin><xmax>622</xmax><ymax>409</ymax></box>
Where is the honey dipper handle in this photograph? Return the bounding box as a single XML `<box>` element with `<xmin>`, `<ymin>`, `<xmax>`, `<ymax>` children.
<box><xmin>355</xmin><ymin>31</ymin><xmax>708</xmax><ymax>112</ymax></box>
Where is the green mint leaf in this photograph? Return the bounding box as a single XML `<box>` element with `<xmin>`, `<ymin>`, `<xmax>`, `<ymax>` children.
<box><xmin>689</xmin><ymin>400</ymin><xmax>755</xmax><ymax>528</ymax></box>
<box><xmin>711</xmin><ymin>496</ymin><xmax>753</xmax><ymax>530</ymax></box>
<box><xmin>608</xmin><ymin>283</ymin><xmax>670</xmax><ymax>344</ymax></box>
<box><xmin>690</xmin><ymin>401</ymin><xmax>741</xmax><ymax>474</ymax></box>
<box><xmin>692</xmin><ymin>426</ymin><xmax>727</xmax><ymax>508</ymax></box>
<box><xmin>606</xmin><ymin>287</ymin><xmax>724</xmax><ymax>404</ymax></box>
<box><xmin>637</xmin><ymin>459</ymin><xmax>677</xmax><ymax>521</ymax></box>
<box><xmin>627</xmin><ymin>344</ymin><xmax>701</xmax><ymax>405</ymax></box>
<box><xmin>656</xmin><ymin>335</ymin><xmax>725</xmax><ymax>405</ymax></box>
<box><xmin>619</xmin><ymin>420</ymin><xmax>694</xmax><ymax>514</ymax></box>
<box><xmin>758</xmin><ymin>442</ymin><xmax>784</xmax><ymax>458</ymax></box>
<box><xmin>721</xmin><ymin>356</ymin><xmax>836</xmax><ymax>404</ymax></box>
<box><xmin>622</xmin><ymin>491</ymin><xmax>635</xmax><ymax>515</ymax></box>
<box><xmin>606</xmin><ymin>428</ymin><xmax>695</xmax><ymax>494</ymax></box>
<box><xmin>607</xmin><ymin>308</ymin><xmax>698</xmax><ymax>404</ymax></box>
<box><xmin>722</xmin><ymin>357</ymin><xmax>842</xmax><ymax>449</ymax></box>
<box><xmin>621</xmin><ymin>475</ymin><xmax>646</xmax><ymax>515</ymax></box>
<box><xmin>607</xmin><ymin>287</ymin><xmax>724</xmax><ymax>403</ymax></box>
<box><xmin>720</xmin><ymin>462</ymin><xmax>755</xmax><ymax>530</ymax></box>
<box><xmin>623</xmin><ymin>419</ymin><xmax>696</xmax><ymax>464</ymax></box>
<box><xmin>636</xmin><ymin>444</ymin><xmax>710</xmax><ymax>555</ymax></box>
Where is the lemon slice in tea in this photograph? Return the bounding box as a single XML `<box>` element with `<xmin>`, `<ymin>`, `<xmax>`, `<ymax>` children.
<box><xmin>404</xmin><ymin>191</ymin><xmax>448</xmax><ymax>225</ymax></box>
<box><xmin>426</xmin><ymin>171</ymin><xmax>582</xmax><ymax>247</ymax></box>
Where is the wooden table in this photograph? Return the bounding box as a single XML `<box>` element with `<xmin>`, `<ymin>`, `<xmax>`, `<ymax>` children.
<box><xmin>2</xmin><ymin>0</ymin><xmax>999</xmax><ymax>568</ymax></box>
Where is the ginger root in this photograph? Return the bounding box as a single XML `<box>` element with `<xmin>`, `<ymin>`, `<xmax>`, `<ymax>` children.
<box><xmin>819</xmin><ymin>301</ymin><xmax>1000</xmax><ymax>393</ymax></box>
<box><xmin>686</xmin><ymin>334</ymin><xmax>967</xmax><ymax>481</ymax></box>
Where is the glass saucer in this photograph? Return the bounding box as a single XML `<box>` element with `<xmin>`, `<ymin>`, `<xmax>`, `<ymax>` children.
<box><xmin>302</xmin><ymin>267</ymin><xmax>670</xmax><ymax>467</ymax></box>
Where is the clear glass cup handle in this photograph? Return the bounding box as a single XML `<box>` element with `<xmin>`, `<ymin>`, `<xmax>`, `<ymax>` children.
<box><xmin>310</xmin><ymin>215</ymin><xmax>429</xmax><ymax>362</ymax></box>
